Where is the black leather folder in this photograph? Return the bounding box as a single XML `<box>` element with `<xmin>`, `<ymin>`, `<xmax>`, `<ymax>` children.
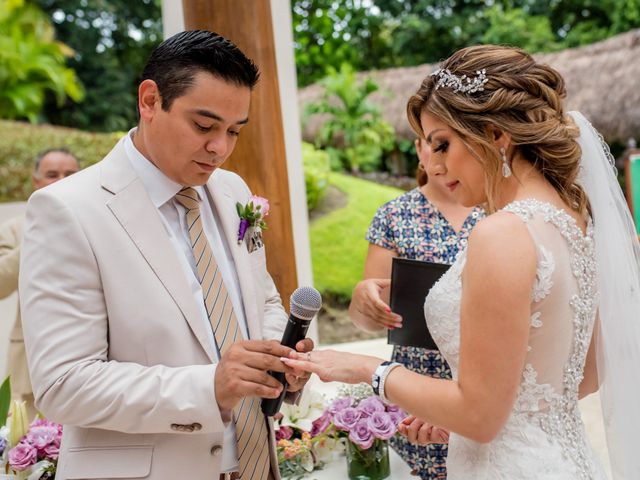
<box><xmin>387</xmin><ymin>258</ymin><xmax>450</xmax><ymax>350</ymax></box>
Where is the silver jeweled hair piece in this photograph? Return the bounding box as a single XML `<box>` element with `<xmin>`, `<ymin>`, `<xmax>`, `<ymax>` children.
<box><xmin>431</xmin><ymin>68</ymin><xmax>488</xmax><ymax>94</ymax></box>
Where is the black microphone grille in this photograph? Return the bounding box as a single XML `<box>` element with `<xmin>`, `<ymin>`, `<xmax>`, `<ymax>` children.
<box><xmin>290</xmin><ymin>286</ymin><xmax>322</xmax><ymax>320</ymax></box>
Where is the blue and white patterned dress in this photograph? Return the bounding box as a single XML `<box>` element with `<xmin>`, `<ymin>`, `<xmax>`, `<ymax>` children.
<box><xmin>366</xmin><ymin>187</ymin><xmax>483</xmax><ymax>480</ymax></box>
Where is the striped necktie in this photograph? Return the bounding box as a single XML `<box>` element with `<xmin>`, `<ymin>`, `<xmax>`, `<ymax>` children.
<box><xmin>175</xmin><ymin>187</ymin><xmax>271</xmax><ymax>480</ymax></box>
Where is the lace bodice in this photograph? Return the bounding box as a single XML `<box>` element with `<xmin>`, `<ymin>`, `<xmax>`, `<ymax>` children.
<box><xmin>424</xmin><ymin>199</ymin><xmax>607</xmax><ymax>479</ymax></box>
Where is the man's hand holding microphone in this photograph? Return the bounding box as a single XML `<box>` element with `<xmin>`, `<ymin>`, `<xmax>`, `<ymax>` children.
<box><xmin>215</xmin><ymin>287</ymin><xmax>321</xmax><ymax>414</ymax></box>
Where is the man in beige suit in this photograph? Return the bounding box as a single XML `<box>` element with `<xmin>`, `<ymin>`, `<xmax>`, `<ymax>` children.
<box><xmin>20</xmin><ymin>31</ymin><xmax>312</xmax><ymax>479</ymax></box>
<box><xmin>0</xmin><ymin>148</ymin><xmax>79</xmax><ymax>417</ymax></box>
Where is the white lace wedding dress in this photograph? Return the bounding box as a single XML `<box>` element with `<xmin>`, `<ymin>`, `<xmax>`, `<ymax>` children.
<box><xmin>425</xmin><ymin>199</ymin><xmax>608</xmax><ymax>480</ymax></box>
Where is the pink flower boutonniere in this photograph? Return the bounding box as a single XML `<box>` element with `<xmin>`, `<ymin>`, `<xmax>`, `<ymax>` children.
<box><xmin>236</xmin><ymin>195</ymin><xmax>270</xmax><ymax>244</ymax></box>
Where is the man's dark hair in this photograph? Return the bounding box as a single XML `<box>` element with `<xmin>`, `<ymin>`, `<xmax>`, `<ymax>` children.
<box><xmin>142</xmin><ymin>30</ymin><xmax>260</xmax><ymax>111</ymax></box>
<box><xmin>34</xmin><ymin>148</ymin><xmax>79</xmax><ymax>172</ymax></box>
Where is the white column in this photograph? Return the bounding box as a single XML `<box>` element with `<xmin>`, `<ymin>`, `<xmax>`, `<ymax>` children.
<box><xmin>270</xmin><ymin>0</ymin><xmax>317</xmax><ymax>341</ymax></box>
<box><xmin>161</xmin><ymin>0</ymin><xmax>185</xmax><ymax>39</ymax></box>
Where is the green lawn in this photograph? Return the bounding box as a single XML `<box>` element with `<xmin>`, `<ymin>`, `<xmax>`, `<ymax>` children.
<box><xmin>310</xmin><ymin>172</ymin><xmax>403</xmax><ymax>302</ymax></box>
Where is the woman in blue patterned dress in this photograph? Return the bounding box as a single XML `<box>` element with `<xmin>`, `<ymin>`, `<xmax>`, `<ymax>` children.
<box><xmin>348</xmin><ymin>138</ymin><xmax>483</xmax><ymax>479</ymax></box>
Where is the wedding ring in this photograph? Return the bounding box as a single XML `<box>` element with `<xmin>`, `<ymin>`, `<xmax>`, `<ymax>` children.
<box><xmin>306</xmin><ymin>352</ymin><xmax>312</xmax><ymax>362</ymax></box>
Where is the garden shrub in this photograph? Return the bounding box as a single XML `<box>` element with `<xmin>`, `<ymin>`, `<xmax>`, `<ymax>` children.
<box><xmin>302</xmin><ymin>141</ymin><xmax>330</xmax><ymax>211</ymax></box>
<box><xmin>0</xmin><ymin>120</ymin><xmax>122</xmax><ymax>201</ymax></box>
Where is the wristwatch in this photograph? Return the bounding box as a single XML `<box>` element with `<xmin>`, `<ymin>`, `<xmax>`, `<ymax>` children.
<box><xmin>372</xmin><ymin>361</ymin><xmax>402</xmax><ymax>403</ymax></box>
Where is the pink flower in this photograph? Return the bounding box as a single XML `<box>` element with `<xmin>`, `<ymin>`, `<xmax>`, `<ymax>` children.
<box><xmin>43</xmin><ymin>441</ymin><xmax>60</xmax><ymax>460</ymax></box>
<box><xmin>310</xmin><ymin>412</ymin><xmax>332</xmax><ymax>437</ymax></box>
<box><xmin>357</xmin><ymin>396</ymin><xmax>385</xmax><ymax>417</ymax></box>
<box><xmin>348</xmin><ymin>419</ymin><xmax>374</xmax><ymax>450</ymax></box>
<box><xmin>250</xmin><ymin>195</ymin><xmax>269</xmax><ymax>217</ymax></box>
<box><xmin>8</xmin><ymin>441</ymin><xmax>38</xmax><ymax>471</ymax></box>
<box><xmin>333</xmin><ymin>407</ymin><xmax>361</xmax><ymax>432</ymax></box>
<box><xmin>275</xmin><ymin>426</ymin><xmax>293</xmax><ymax>441</ymax></box>
<box><xmin>367</xmin><ymin>411</ymin><xmax>396</xmax><ymax>440</ymax></box>
<box><xmin>27</xmin><ymin>424</ymin><xmax>58</xmax><ymax>452</ymax></box>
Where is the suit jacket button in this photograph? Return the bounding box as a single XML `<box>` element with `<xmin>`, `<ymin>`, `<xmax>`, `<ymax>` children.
<box><xmin>192</xmin><ymin>423</ymin><xmax>202</xmax><ymax>431</ymax></box>
<box><xmin>211</xmin><ymin>445</ymin><xmax>223</xmax><ymax>456</ymax></box>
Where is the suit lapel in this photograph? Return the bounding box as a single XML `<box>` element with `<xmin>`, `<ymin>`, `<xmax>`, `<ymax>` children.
<box><xmin>100</xmin><ymin>145</ymin><xmax>216</xmax><ymax>363</ymax></box>
<box><xmin>206</xmin><ymin>175</ymin><xmax>261</xmax><ymax>340</ymax></box>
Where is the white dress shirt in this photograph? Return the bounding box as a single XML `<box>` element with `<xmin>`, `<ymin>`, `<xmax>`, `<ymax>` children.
<box><xmin>125</xmin><ymin>130</ymin><xmax>246</xmax><ymax>472</ymax></box>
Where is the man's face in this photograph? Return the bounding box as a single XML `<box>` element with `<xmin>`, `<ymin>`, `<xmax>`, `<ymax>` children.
<box><xmin>138</xmin><ymin>71</ymin><xmax>251</xmax><ymax>186</ymax></box>
<box><xmin>32</xmin><ymin>152</ymin><xmax>80</xmax><ymax>190</ymax></box>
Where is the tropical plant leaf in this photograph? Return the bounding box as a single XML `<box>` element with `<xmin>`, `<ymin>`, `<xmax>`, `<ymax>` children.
<box><xmin>0</xmin><ymin>376</ymin><xmax>12</xmax><ymax>427</ymax></box>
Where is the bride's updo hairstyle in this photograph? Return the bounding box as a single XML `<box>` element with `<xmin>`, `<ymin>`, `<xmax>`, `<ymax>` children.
<box><xmin>407</xmin><ymin>45</ymin><xmax>588</xmax><ymax>215</ymax></box>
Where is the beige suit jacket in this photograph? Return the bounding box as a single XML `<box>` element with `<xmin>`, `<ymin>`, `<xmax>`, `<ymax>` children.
<box><xmin>19</xmin><ymin>138</ymin><xmax>289</xmax><ymax>479</ymax></box>
<box><xmin>0</xmin><ymin>216</ymin><xmax>32</xmax><ymax>397</ymax></box>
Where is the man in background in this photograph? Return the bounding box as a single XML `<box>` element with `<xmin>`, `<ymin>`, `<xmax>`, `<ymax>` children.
<box><xmin>0</xmin><ymin>148</ymin><xmax>79</xmax><ymax>416</ymax></box>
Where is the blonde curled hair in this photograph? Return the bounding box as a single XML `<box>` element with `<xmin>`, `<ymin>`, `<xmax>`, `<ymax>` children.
<box><xmin>407</xmin><ymin>45</ymin><xmax>589</xmax><ymax>216</ymax></box>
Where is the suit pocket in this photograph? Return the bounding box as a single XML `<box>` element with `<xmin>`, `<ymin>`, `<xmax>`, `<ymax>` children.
<box><xmin>64</xmin><ymin>445</ymin><xmax>153</xmax><ymax>479</ymax></box>
<box><xmin>249</xmin><ymin>247</ymin><xmax>267</xmax><ymax>270</ymax></box>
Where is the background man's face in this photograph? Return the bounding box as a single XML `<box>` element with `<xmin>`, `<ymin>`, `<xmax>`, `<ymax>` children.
<box><xmin>141</xmin><ymin>71</ymin><xmax>251</xmax><ymax>186</ymax></box>
<box><xmin>32</xmin><ymin>152</ymin><xmax>80</xmax><ymax>190</ymax></box>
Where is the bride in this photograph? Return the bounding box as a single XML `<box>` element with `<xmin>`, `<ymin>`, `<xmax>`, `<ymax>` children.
<box><xmin>283</xmin><ymin>45</ymin><xmax>640</xmax><ymax>479</ymax></box>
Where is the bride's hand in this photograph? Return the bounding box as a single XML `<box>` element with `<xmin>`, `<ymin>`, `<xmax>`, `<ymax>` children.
<box><xmin>280</xmin><ymin>350</ymin><xmax>381</xmax><ymax>385</ymax></box>
<box><xmin>398</xmin><ymin>415</ymin><xmax>450</xmax><ymax>445</ymax></box>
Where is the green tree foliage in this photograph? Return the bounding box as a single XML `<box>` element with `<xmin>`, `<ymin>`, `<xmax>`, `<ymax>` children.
<box><xmin>0</xmin><ymin>0</ymin><xmax>84</xmax><ymax>122</ymax></box>
<box><xmin>305</xmin><ymin>64</ymin><xmax>395</xmax><ymax>173</ymax></box>
<box><xmin>293</xmin><ymin>0</ymin><xmax>640</xmax><ymax>87</ymax></box>
<box><xmin>36</xmin><ymin>0</ymin><xmax>162</xmax><ymax>132</ymax></box>
<box><xmin>293</xmin><ymin>0</ymin><xmax>387</xmax><ymax>87</ymax></box>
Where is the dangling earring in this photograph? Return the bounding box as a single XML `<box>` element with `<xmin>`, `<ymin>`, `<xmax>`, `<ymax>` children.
<box><xmin>501</xmin><ymin>147</ymin><xmax>512</xmax><ymax>178</ymax></box>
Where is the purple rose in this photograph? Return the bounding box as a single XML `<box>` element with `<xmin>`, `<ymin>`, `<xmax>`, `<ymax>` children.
<box><xmin>357</xmin><ymin>396</ymin><xmax>385</xmax><ymax>417</ymax></box>
<box><xmin>333</xmin><ymin>407</ymin><xmax>362</xmax><ymax>432</ymax></box>
<box><xmin>8</xmin><ymin>441</ymin><xmax>38</xmax><ymax>471</ymax></box>
<box><xmin>348</xmin><ymin>419</ymin><xmax>375</xmax><ymax>450</ymax></box>
<box><xmin>388</xmin><ymin>409</ymin><xmax>407</xmax><ymax>426</ymax></box>
<box><xmin>275</xmin><ymin>426</ymin><xmax>293</xmax><ymax>441</ymax></box>
<box><xmin>311</xmin><ymin>412</ymin><xmax>332</xmax><ymax>437</ymax></box>
<box><xmin>328</xmin><ymin>396</ymin><xmax>353</xmax><ymax>415</ymax></box>
<box><xmin>367</xmin><ymin>411</ymin><xmax>396</xmax><ymax>440</ymax></box>
<box><xmin>43</xmin><ymin>441</ymin><xmax>60</xmax><ymax>460</ymax></box>
<box><xmin>27</xmin><ymin>424</ymin><xmax>58</xmax><ymax>452</ymax></box>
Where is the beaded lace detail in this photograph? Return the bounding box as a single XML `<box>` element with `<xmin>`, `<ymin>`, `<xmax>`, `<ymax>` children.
<box><xmin>425</xmin><ymin>199</ymin><xmax>606</xmax><ymax>480</ymax></box>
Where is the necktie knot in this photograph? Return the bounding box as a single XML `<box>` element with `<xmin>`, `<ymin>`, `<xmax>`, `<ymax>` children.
<box><xmin>175</xmin><ymin>187</ymin><xmax>200</xmax><ymax>211</ymax></box>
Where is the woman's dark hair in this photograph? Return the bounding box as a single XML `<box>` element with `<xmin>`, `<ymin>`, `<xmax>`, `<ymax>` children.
<box><xmin>142</xmin><ymin>30</ymin><xmax>260</xmax><ymax>111</ymax></box>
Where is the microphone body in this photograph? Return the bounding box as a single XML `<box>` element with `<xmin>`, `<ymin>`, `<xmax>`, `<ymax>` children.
<box><xmin>261</xmin><ymin>286</ymin><xmax>322</xmax><ymax>416</ymax></box>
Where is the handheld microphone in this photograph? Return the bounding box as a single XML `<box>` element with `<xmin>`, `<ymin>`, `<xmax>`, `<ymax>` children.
<box><xmin>261</xmin><ymin>286</ymin><xmax>322</xmax><ymax>416</ymax></box>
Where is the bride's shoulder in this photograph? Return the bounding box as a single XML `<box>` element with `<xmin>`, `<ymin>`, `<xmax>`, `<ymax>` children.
<box><xmin>465</xmin><ymin>211</ymin><xmax>537</xmax><ymax>275</ymax></box>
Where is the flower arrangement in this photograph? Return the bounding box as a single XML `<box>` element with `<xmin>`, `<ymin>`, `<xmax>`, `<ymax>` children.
<box><xmin>236</xmin><ymin>195</ymin><xmax>269</xmax><ymax>243</ymax></box>
<box><xmin>274</xmin><ymin>389</ymin><xmax>341</xmax><ymax>479</ymax></box>
<box><xmin>311</xmin><ymin>383</ymin><xmax>406</xmax><ymax>480</ymax></box>
<box><xmin>312</xmin><ymin>383</ymin><xmax>405</xmax><ymax>448</ymax></box>
<box><xmin>0</xmin><ymin>377</ymin><xmax>62</xmax><ymax>479</ymax></box>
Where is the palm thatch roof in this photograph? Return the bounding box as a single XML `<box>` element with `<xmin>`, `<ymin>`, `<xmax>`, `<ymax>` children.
<box><xmin>298</xmin><ymin>29</ymin><xmax>640</xmax><ymax>144</ymax></box>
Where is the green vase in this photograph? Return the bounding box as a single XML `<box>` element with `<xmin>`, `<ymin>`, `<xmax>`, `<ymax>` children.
<box><xmin>345</xmin><ymin>438</ymin><xmax>390</xmax><ymax>480</ymax></box>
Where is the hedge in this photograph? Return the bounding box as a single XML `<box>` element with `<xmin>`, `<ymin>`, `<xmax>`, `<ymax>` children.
<box><xmin>0</xmin><ymin>120</ymin><xmax>123</xmax><ymax>202</ymax></box>
<box><xmin>0</xmin><ymin>121</ymin><xmax>331</xmax><ymax>211</ymax></box>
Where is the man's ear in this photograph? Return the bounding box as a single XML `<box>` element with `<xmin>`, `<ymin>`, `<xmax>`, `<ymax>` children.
<box><xmin>138</xmin><ymin>79</ymin><xmax>161</xmax><ymax>122</ymax></box>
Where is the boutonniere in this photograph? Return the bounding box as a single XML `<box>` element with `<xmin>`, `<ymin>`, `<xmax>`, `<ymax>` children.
<box><xmin>236</xmin><ymin>195</ymin><xmax>270</xmax><ymax>244</ymax></box>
